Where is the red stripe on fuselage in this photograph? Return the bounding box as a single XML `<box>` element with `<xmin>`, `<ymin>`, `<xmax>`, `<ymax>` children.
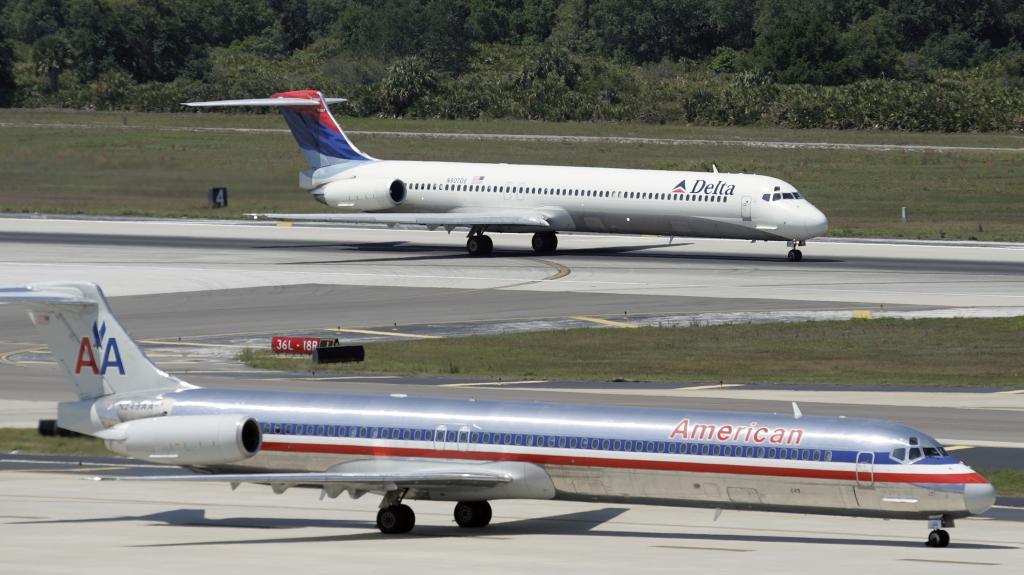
<box><xmin>261</xmin><ymin>441</ymin><xmax>987</xmax><ymax>485</ymax></box>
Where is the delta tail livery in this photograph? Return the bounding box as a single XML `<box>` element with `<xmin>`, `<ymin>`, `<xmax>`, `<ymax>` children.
<box><xmin>1</xmin><ymin>282</ymin><xmax>994</xmax><ymax>547</ymax></box>
<box><xmin>185</xmin><ymin>91</ymin><xmax>828</xmax><ymax>261</ymax></box>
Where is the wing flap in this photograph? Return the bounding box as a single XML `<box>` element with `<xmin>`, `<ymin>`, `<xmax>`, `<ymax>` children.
<box><xmin>93</xmin><ymin>470</ymin><xmax>512</xmax><ymax>491</ymax></box>
<box><xmin>252</xmin><ymin>212</ymin><xmax>551</xmax><ymax>228</ymax></box>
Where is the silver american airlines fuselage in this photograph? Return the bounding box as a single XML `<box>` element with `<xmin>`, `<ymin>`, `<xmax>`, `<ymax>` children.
<box><xmin>3</xmin><ymin>282</ymin><xmax>995</xmax><ymax>548</ymax></box>
<box><xmin>160</xmin><ymin>388</ymin><xmax>991</xmax><ymax>522</ymax></box>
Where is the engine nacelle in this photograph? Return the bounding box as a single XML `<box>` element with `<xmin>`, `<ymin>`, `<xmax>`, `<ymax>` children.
<box><xmin>317</xmin><ymin>178</ymin><xmax>406</xmax><ymax>211</ymax></box>
<box><xmin>99</xmin><ymin>414</ymin><xmax>261</xmax><ymax>465</ymax></box>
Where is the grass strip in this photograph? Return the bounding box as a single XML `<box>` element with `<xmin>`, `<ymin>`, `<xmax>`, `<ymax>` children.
<box><xmin>0</xmin><ymin>428</ymin><xmax>110</xmax><ymax>456</ymax></box>
<box><xmin>239</xmin><ymin>318</ymin><xmax>1024</xmax><ymax>387</ymax></box>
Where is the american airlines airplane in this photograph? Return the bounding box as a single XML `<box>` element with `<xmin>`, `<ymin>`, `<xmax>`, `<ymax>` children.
<box><xmin>1</xmin><ymin>282</ymin><xmax>995</xmax><ymax>547</ymax></box>
<box><xmin>185</xmin><ymin>90</ymin><xmax>828</xmax><ymax>261</ymax></box>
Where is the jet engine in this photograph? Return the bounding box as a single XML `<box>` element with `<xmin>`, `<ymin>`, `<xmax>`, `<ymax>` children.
<box><xmin>98</xmin><ymin>414</ymin><xmax>261</xmax><ymax>465</ymax></box>
<box><xmin>316</xmin><ymin>178</ymin><xmax>406</xmax><ymax>211</ymax></box>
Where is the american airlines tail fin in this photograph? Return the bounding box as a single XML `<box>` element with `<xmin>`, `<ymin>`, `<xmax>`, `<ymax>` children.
<box><xmin>183</xmin><ymin>89</ymin><xmax>375</xmax><ymax>169</ymax></box>
<box><xmin>0</xmin><ymin>282</ymin><xmax>194</xmax><ymax>400</ymax></box>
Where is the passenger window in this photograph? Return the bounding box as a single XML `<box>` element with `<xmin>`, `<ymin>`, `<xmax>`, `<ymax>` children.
<box><xmin>504</xmin><ymin>433</ymin><xmax>513</xmax><ymax>445</ymax></box>
<box><xmin>273</xmin><ymin>423</ymin><xmax>281</xmax><ymax>434</ymax></box>
<box><xmin>613</xmin><ymin>439</ymin><xmax>622</xmax><ymax>450</ymax></box>
<box><xmin>580</xmin><ymin>438</ymin><xmax>589</xmax><ymax>449</ymax></box>
<box><xmin>470</xmin><ymin>432</ymin><xmax>479</xmax><ymax>443</ymax></box>
<box><xmin>767</xmin><ymin>447</ymin><xmax>776</xmax><ymax>458</ymax></box>
<box><xmin>601</xmin><ymin>439</ymin><xmax>610</xmax><ymax>450</ymax></box>
<box><xmin>558</xmin><ymin>436</ymin><xmax>566</xmax><ymax>448</ymax></box>
<box><xmin>624</xmin><ymin>440</ymin><xmax>632</xmax><ymax>451</ymax></box>
<box><xmin>757</xmin><ymin>447</ymin><xmax>765</xmax><ymax>458</ymax></box>
<box><xmin>813</xmin><ymin>450</ymin><xmax>821</xmax><ymax>461</ymax></box>
<box><xmin>824</xmin><ymin>450</ymin><xmax>832</xmax><ymax>461</ymax></box>
<box><xmin>712</xmin><ymin>444</ymin><xmax>720</xmax><ymax>456</ymax></box>
<box><xmin>569</xmin><ymin>437</ymin><xmax>578</xmax><ymax>448</ymax></box>
<box><xmin>723</xmin><ymin>445</ymin><xmax>732</xmax><ymax>456</ymax></box>
<box><xmin>801</xmin><ymin>449</ymin><xmax>810</xmax><ymax>460</ymax></box>
<box><xmin>746</xmin><ymin>446</ymin><xmax>755</xmax><ymax>457</ymax></box>
<box><xmin>403</xmin><ymin>428</ymin><xmax>411</xmax><ymax>440</ymax></box>
<box><xmin>647</xmin><ymin>441</ymin><xmax>656</xmax><ymax>452</ymax></box>
<box><xmin>701</xmin><ymin>444</ymin><xmax>710</xmax><ymax>455</ymax></box>
<box><xmin>778</xmin><ymin>448</ymin><xmax>786</xmax><ymax>459</ymax></box>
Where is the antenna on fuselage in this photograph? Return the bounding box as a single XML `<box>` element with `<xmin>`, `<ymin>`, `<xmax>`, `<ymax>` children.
<box><xmin>712</xmin><ymin>164</ymin><xmax>719</xmax><ymax>174</ymax></box>
<box><xmin>792</xmin><ymin>402</ymin><xmax>803</xmax><ymax>419</ymax></box>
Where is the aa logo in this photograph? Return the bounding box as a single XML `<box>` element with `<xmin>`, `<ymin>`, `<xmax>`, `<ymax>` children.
<box><xmin>74</xmin><ymin>320</ymin><xmax>125</xmax><ymax>375</ymax></box>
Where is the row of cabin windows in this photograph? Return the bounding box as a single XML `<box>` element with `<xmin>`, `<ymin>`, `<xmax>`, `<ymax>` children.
<box><xmin>409</xmin><ymin>182</ymin><xmax>728</xmax><ymax>203</ymax></box>
<box><xmin>261</xmin><ymin>421</ymin><xmax>831</xmax><ymax>462</ymax></box>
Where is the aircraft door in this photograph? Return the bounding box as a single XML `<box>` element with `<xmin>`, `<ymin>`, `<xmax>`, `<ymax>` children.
<box><xmin>856</xmin><ymin>451</ymin><xmax>875</xmax><ymax>487</ymax></box>
<box><xmin>741</xmin><ymin>195</ymin><xmax>752</xmax><ymax>221</ymax></box>
<box><xmin>457</xmin><ymin>426</ymin><xmax>471</xmax><ymax>452</ymax></box>
<box><xmin>433</xmin><ymin>425</ymin><xmax>447</xmax><ymax>451</ymax></box>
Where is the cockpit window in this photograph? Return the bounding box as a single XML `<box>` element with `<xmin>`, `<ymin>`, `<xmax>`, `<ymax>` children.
<box><xmin>792</xmin><ymin>192</ymin><xmax>802</xmax><ymax>199</ymax></box>
<box><xmin>782</xmin><ymin>192</ymin><xmax>795</xmax><ymax>200</ymax></box>
<box><xmin>772</xmin><ymin>193</ymin><xmax>781</xmax><ymax>201</ymax></box>
<box><xmin>908</xmin><ymin>447</ymin><xmax>923</xmax><ymax>460</ymax></box>
<box><xmin>892</xmin><ymin>448</ymin><xmax>906</xmax><ymax>461</ymax></box>
<box><xmin>923</xmin><ymin>446</ymin><xmax>947</xmax><ymax>457</ymax></box>
<box><xmin>762</xmin><ymin>194</ymin><xmax>770</xmax><ymax>201</ymax></box>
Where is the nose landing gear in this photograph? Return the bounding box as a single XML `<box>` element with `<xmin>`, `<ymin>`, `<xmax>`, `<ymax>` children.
<box><xmin>926</xmin><ymin>529</ymin><xmax>950</xmax><ymax>547</ymax></box>
<box><xmin>787</xmin><ymin>240</ymin><xmax>805</xmax><ymax>262</ymax></box>
<box><xmin>925</xmin><ymin>516</ymin><xmax>954</xmax><ymax>547</ymax></box>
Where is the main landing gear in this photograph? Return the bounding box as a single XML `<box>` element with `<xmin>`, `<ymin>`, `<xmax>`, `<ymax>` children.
<box><xmin>454</xmin><ymin>501</ymin><xmax>492</xmax><ymax>528</ymax></box>
<box><xmin>531</xmin><ymin>232</ymin><xmax>558</xmax><ymax>254</ymax></box>
<box><xmin>925</xmin><ymin>516</ymin><xmax>954</xmax><ymax>547</ymax></box>
<box><xmin>465</xmin><ymin>228</ymin><xmax>559</xmax><ymax>256</ymax></box>
<box><xmin>787</xmin><ymin>239</ymin><xmax>805</xmax><ymax>262</ymax></box>
<box><xmin>376</xmin><ymin>489</ymin><xmax>415</xmax><ymax>534</ymax></box>
<box><xmin>375</xmin><ymin>493</ymin><xmax>493</xmax><ymax>534</ymax></box>
<box><xmin>466</xmin><ymin>225</ymin><xmax>494</xmax><ymax>257</ymax></box>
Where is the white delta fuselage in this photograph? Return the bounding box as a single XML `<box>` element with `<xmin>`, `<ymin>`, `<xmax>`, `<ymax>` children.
<box><xmin>0</xmin><ymin>282</ymin><xmax>995</xmax><ymax>547</ymax></box>
<box><xmin>186</xmin><ymin>90</ymin><xmax>828</xmax><ymax>261</ymax></box>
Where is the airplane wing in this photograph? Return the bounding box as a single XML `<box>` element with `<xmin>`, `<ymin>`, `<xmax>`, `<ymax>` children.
<box><xmin>94</xmin><ymin>470</ymin><xmax>512</xmax><ymax>493</ymax></box>
<box><xmin>252</xmin><ymin>211</ymin><xmax>552</xmax><ymax>228</ymax></box>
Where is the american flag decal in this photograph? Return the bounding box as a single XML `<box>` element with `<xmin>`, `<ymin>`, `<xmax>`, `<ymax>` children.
<box><xmin>31</xmin><ymin>312</ymin><xmax>50</xmax><ymax>326</ymax></box>
<box><xmin>471</xmin><ymin>176</ymin><xmax>486</xmax><ymax>183</ymax></box>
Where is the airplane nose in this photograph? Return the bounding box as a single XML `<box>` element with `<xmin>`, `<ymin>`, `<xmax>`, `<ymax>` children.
<box><xmin>804</xmin><ymin>207</ymin><xmax>829</xmax><ymax>238</ymax></box>
<box><xmin>964</xmin><ymin>482</ymin><xmax>996</xmax><ymax>515</ymax></box>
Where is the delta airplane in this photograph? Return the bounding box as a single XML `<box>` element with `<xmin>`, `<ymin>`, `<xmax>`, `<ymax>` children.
<box><xmin>185</xmin><ymin>90</ymin><xmax>828</xmax><ymax>261</ymax></box>
<box><xmin>1</xmin><ymin>282</ymin><xmax>995</xmax><ymax>546</ymax></box>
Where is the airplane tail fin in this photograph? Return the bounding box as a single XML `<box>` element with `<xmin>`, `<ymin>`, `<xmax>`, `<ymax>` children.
<box><xmin>183</xmin><ymin>90</ymin><xmax>375</xmax><ymax>169</ymax></box>
<box><xmin>0</xmin><ymin>283</ymin><xmax>194</xmax><ymax>400</ymax></box>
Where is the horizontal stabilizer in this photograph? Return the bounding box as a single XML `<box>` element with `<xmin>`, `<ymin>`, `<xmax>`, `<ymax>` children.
<box><xmin>183</xmin><ymin>97</ymin><xmax>347</xmax><ymax>107</ymax></box>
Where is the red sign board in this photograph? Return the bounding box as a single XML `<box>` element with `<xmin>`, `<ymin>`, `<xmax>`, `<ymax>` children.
<box><xmin>271</xmin><ymin>337</ymin><xmax>338</xmax><ymax>354</ymax></box>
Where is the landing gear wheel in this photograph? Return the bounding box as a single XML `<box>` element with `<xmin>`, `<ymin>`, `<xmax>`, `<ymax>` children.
<box><xmin>926</xmin><ymin>529</ymin><xmax>950</xmax><ymax>547</ymax></box>
<box><xmin>466</xmin><ymin>235</ymin><xmax>493</xmax><ymax>257</ymax></box>
<box><xmin>531</xmin><ymin>232</ymin><xmax>558</xmax><ymax>254</ymax></box>
<box><xmin>787</xmin><ymin>249</ymin><xmax>803</xmax><ymax>262</ymax></box>
<box><xmin>454</xmin><ymin>501</ymin><xmax>492</xmax><ymax>528</ymax></box>
<box><xmin>377</xmin><ymin>504</ymin><xmax>415</xmax><ymax>534</ymax></box>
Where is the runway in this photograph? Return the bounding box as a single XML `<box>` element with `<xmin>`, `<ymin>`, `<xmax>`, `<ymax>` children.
<box><xmin>0</xmin><ymin>468</ymin><xmax>1017</xmax><ymax>575</ymax></box>
<box><xmin>1</xmin><ymin>215</ymin><xmax>1022</xmax><ymax>571</ymax></box>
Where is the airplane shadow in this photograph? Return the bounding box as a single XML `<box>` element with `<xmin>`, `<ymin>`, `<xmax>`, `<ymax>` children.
<box><xmin>14</xmin><ymin>507</ymin><xmax>1016</xmax><ymax>550</ymax></box>
<box><xmin>274</xmin><ymin>241</ymin><xmax>830</xmax><ymax>266</ymax></box>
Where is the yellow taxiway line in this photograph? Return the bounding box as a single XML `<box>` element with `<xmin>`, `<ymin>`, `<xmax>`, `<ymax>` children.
<box><xmin>572</xmin><ymin>316</ymin><xmax>638</xmax><ymax>328</ymax></box>
<box><xmin>327</xmin><ymin>327</ymin><xmax>440</xmax><ymax>339</ymax></box>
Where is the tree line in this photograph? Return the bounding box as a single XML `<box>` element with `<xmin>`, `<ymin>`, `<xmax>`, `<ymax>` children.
<box><xmin>1</xmin><ymin>0</ymin><xmax>1022</xmax><ymax>131</ymax></box>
